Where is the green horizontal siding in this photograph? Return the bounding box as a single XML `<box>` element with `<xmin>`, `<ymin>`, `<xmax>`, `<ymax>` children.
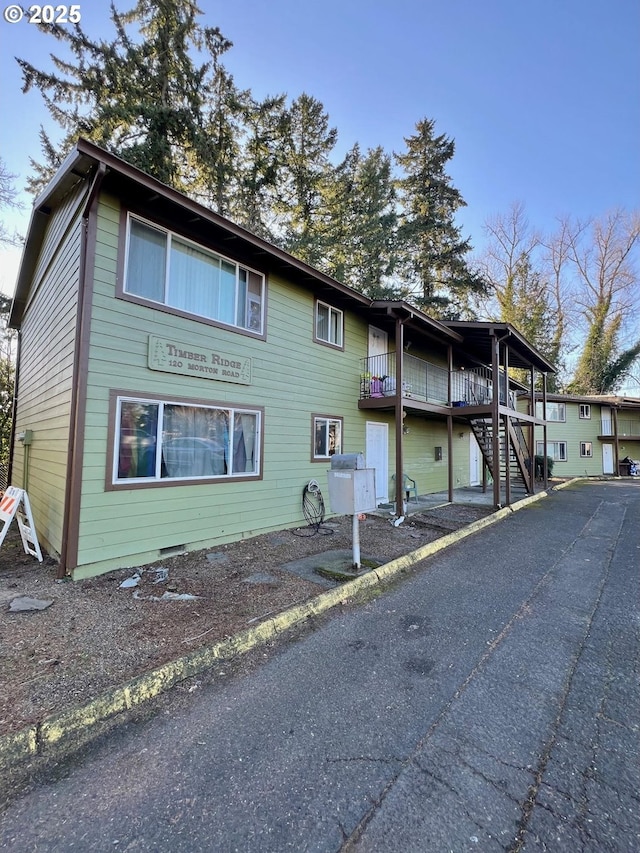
<box><xmin>75</xmin><ymin>196</ymin><xmax>374</xmax><ymax>576</ymax></box>
<box><xmin>538</xmin><ymin>403</ymin><xmax>609</xmax><ymax>475</ymax></box>
<box><xmin>11</xmin><ymin>180</ymin><xmax>87</xmax><ymax>557</ymax></box>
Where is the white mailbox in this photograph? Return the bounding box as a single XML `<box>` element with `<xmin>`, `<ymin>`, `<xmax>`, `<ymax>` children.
<box><xmin>327</xmin><ymin>468</ymin><xmax>376</xmax><ymax>515</ymax></box>
<box><xmin>327</xmin><ymin>454</ymin><xmax>377</xmax><ymax>571</ymax></box>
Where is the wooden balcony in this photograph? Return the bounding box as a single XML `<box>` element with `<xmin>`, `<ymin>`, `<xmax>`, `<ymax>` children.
<box><xmin>358</xmin><ymin>352</ymin><xmax>515</xmax><ymax>415</ymax></box>
<box><xmin>598</xmin><ymin>419</ymin><xmax>640</xmax><ymax>441</ymax></box>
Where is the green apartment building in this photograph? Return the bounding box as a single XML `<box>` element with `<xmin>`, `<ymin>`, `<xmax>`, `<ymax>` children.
<box><xmin>9</xmin><ymin>141</ymin><xmax>556</xmax><ymax>579</ymax></box>
<box><xmin>524</xmin><ymin>394</ymin><xmax>640</xmax><ymax>477</ymax></box>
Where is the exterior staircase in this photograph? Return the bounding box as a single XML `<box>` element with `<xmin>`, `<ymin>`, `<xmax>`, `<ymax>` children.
<box><xmin>470</xmin><ymin>416</ymin><xmax>532</xmax><ymax>504</ymax></box>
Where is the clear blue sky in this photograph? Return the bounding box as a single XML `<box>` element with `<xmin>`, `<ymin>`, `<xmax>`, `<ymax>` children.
<box><xmin>1</xmin><ymin>0</ymin><xmax>639</xmax><ymax>296</ymax></box>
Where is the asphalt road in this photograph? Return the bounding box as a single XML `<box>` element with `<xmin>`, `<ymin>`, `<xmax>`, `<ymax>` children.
<box><xmin>1</xmin><ymin>480</ymin><xmax>638</xmax><ymax>852</ymax></box>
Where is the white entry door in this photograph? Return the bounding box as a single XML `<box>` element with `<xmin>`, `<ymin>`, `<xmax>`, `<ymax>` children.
<box><xmin>602</xmin><ymin>443</ymin><xmax>614</xmax><ymax>475</ymax></box>
<box><xmin>366</xmin><ymin>421</ymin><xmax>389</xmax><ymax>504</ymax></box>
<box><xmin>470</xmin><ymin>433</ymin><xmax>482</xmax><ymax>485</ymax></box>
<box><xmin>368</xmin><ymin>325</ymin><xmax>389</xmax><ymax>378</ymax></box>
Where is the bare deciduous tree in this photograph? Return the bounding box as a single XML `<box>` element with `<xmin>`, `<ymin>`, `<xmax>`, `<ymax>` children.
<box><xmin>565</xmin><ymin>209</ymin><xmax>640</xmax><ymax>394</ymax></box>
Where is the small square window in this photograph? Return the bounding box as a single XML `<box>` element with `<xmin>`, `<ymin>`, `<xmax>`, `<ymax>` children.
<box><xmin>315</xmin><ymin>300</ymin><xmax>343</xmax><ymax>348</ymax></box>
<box><xmin>580</xmin><ymin>441</ymin><xmax>593</xmax><ymax>457</ymax></box>
<box><xmin>313</xmin><ymin>416</ymin><xmax>343</xmax><ymax>459</ymax></box>
<box><xmin>579</xmin><ymin>404</ymin><xmax>591</xmax><ymax>419</ymax></box>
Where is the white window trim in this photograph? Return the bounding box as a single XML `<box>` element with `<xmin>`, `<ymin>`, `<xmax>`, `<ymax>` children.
<box><xmin>123</xmin><ymin>213</ymin><xmax>265</xmax><ymax>334</ymax></box>
<box><xmin>579</xmin><ymin>404</ymin><xmax>591</xmax><ymax>419</ymax></box>
<box><xmin>580</xmin><ymin>441</ymin><xmax>593</xmax><ymax>457</ymax></box>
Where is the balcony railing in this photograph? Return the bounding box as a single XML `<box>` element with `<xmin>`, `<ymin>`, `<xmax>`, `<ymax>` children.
<box><xmin>360</xmin><ymin>353</ymin><xmax>515</xmax><ymax>407</ymax></box>
<box><xmin>600</xmin><ymin>419</ymin><xmax>640</xmax><ymax>437</ymax></box>
<box><xmin>360</xmin><ymin>352</ymin><xmax>448</xmax><ymax>404</ymax></box>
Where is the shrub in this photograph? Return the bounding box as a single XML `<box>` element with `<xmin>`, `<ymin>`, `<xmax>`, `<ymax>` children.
<box><xmin>534</xmin><ymin>455</ymin><xmax>554</xmax><ymax>479</ymax></box>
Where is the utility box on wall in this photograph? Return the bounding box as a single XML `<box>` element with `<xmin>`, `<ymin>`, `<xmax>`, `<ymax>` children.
<box><xmin>327</xmin><ymin>454</ymin><xmax>376</xmax><ymax>515</ymax></box>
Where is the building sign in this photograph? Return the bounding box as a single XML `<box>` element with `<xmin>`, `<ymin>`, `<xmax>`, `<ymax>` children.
<box><xmin>148</xmin><ymin>336</ymin><xmax>252</xmax><ymax>385</ymax></box>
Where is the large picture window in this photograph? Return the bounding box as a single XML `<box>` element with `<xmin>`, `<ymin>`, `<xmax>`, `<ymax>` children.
<box><xmin>125</xmin><ymin>216</ymin><xmax>264</xmax><ymax>333</ymax></box>
<box><xmin>535</xmin><ymin>401</ymin><xmax>566</xmax><ymax>422</ymax></box>
<box><xmin>537</xmin><ymin>440</ymin><xmax>567</xmax><ymax>462</ymax></box>
<box><xmin>115</xmin><ymin>397</ymin><xmax>261</xmax><ymax>483</ymax></box>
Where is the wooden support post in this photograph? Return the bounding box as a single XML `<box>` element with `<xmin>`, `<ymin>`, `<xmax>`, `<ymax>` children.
<box><xmin>542</xmin><ymin>374</ymin><xmax>548</xmax><ymax>487</ymax></box>
<box><xmin>504</xmin><ymin>343</ymin><xmax>511</xmax><ymax>506</ymax></box>
<box><xmin>447</xmin><ymin>344</ymin><xmax>454</xmax><ymax>503</ymax></box>
<box><xmin>491</xmin><ymin>333</ymin><xmax>501</xmax><ymax>508</ymax></box>
<box><xmin>395</xmin><ymin>318</ymin><xmax>404</xmax><ymax>519</ymax></box>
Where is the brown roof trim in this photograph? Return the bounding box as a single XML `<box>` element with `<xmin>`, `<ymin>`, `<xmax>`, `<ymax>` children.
<box><xmin>444</xmin><ymin>320</ymin><xmax>557</xmax><ymax>373</ymax></box>
<box><xmin>369</xmin><ymin>301</ymin><xmax>463</xmax><ymax>343</ymax></box>
<box><xmin>525</xmin><ymin>392</ymin><xmax>640</xmax><ymax>409</ymax></box>
<box><xmin>10</xmin><ymin>139</ymin><xmax>469</xmax><ymax>350</ymax></box>
<box><xmin>74</xmin><ymin>140</ymin><xmax>373</xmax><ymax>309</ymax></box>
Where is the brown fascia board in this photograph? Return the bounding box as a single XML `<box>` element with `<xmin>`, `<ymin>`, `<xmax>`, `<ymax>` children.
<box><xmin>72</xmin><ymin>139</ymin><xmax>375</xmax><ymax>312</ymax></box>
<box><xmin>524</xmin><ymin>392</ymin><xmax>640</xmax><ymax>411</ymax></box>
<box><xmin>9</xmin><ymin>138</ymin><xmax>373</xmax><ymax>327</ymax></box>
<box><xmin>10</xmin><ymin>139</ymin><xmax>466</xmax><ymax>352</ymax></box>
<box><xmin>445</xmin><ymin>320</ymin><xmax>557</xmax><ymax>374</ymax></box>
<box><xmin>370</xmin><ymin>301</ymin><xmax>463</xmax><ymax>344</ymax></box>
<box><xmin>9</xmin><ymin>147</ymin><xmax>95</xmax><ymax>328</ymax></box>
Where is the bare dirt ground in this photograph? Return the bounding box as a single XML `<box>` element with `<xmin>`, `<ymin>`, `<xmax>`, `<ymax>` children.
<box><xmin>0</xmin><ymin>504</ymin><xmax>493</xmax><ymax>738</ymax></box>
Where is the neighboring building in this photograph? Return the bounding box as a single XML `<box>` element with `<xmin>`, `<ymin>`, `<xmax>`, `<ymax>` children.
<box><xmin>522</xmin><ymin>393</ymin><xmax>640</xmax><ymax>477</ymax></box>
<box><xmin>9</xmin><ymin>140</ymin><xmax>556</xmax><ymax>579</ymax></box>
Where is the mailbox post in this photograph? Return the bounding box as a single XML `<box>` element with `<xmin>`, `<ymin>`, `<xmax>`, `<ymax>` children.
<box><xmin>327</xmin><ymin>453</ymin><xmax>376</xmax><ymax>570</ymax></box>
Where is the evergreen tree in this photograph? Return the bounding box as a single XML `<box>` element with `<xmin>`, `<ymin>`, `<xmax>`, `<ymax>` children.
<box><xmin>318</xmin><ymin>143</ymin><xmax>362</xmax><ymax>283</ymax></box>
<box><xmin>231</xmin><ymin>93</ymin><xmax>289</xmax><ymax>240</ymax></box>
<box><xmin>197</xmin><ymin>43</ymin><xmax>248</xmax><ymax>216</ymax></box>
<box><xmin>394</xmin><ymin>118</ymin><xmax>485</xmax><ymax>317</ymax></box>
<box><xmin>276</xmin><ymin>93</ymin><xmax>338</xmax><ymax>266</ymax></box>
<box><xmin>498</xmin><ymin>254</ymin><xmax>557</xmax><ymax>383</ymax></box>
<box><xmin>347</xmin><ymin>146</ymin><xmax>398</xmax><ymax>296</ymax></box>
<box><xmin>18</xmin><ymin>0</ymin><xmax>233</xmax><ymax>196</ymax></box>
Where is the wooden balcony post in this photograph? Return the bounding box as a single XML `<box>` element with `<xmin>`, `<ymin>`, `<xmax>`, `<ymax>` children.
<box><xmin>530</xmin><ymin>365</ymin><xmax>535</xmax><ymax>494</ymax></box>
<box><xmin>613</xmin><ymin>407</ymin><xmax>620</xmax><ymax>474</ymax></box>
<box><xmin>542</xmin><ymin>374</ymin><xmax>548</xmax><ymax>487</ymax></box>
<box><xmin>395</xmin><ymin>318</ymin><xmax>404</xmax><ymax>519</ymax></box>
<box><xmin>504</xmin><ymin>343</ymin><xmax>511</xmax><ymax>506</ymax></box>
<box><xmin>448</xmin><ymin>344</ymin><xmax>453</xmax><ymax>502</ymax></box>
<box><xmin>491</xmin><ymin>332</ymin><xmax>501</xmax><ymax>508</ymax></box>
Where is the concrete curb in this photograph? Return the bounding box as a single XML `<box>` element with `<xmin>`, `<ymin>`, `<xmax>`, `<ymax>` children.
<box><xmin>0</xmin><ymin>482</ymin><xmax>578</xmax><ymax>773</ymax></box>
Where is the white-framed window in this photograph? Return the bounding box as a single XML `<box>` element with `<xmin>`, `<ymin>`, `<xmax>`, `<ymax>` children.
<box><xmin>536</xmin><ymin>401</ymin><xmax>566</xmax><ymax>422</ymax></box>
<box><xmin>124</xmin><ymin>215</ymin><xmax>265</xmax><ymax>333</ymax></box>
<box><xmin>580</xmin><ymin>441</ymin><xmax>593</xmax><ymax>457</ymax></box>
<box><xmin>315</xmin><ymin>300</ymin><xmax>343</xmax><ymax>347</ymax></box>
<box><xmin>313</xmin><ymin>416</ymin><xmax>342</xmax><ymax>459</ymax></box>
<box><xmin>114</xmin><ymin>396</ymin><xmax>261</xmax><ymax>483</ymax></box>
<box><xmin>537</xmin><ymin>440</ymin><xmax>567</xmax><ymax>462</ymax></box>
<box><xmin>579</xmin><ymin>404</ymin><xmax>591</xmax><ymax>419</ymax></box>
